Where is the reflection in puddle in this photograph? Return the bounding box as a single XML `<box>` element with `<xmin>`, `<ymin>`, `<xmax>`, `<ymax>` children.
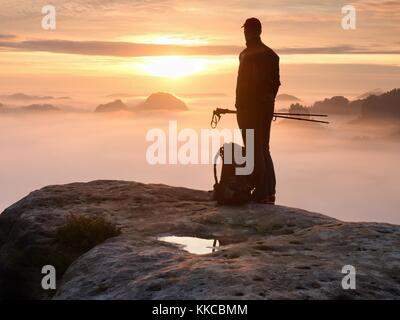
<box><xmin>158</xmin><ymin>236</ymin><xmax>220</xmax><ymax>255</ymax></box>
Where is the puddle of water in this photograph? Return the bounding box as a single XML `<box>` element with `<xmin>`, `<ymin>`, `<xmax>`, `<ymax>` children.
<box><xmin>158</xmin><ymin>236</ymin><xmax>220</xmax><ymax>255</ymax></box>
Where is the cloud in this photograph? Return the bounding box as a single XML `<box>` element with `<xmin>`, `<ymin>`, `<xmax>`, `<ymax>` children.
<box><xmin>277</xmin><ymin>45</ymin><xmax>400</xmax><ymax>54</ymax></box>
<box><xmin>0</xmin><ymin>39</ymin><xmax>399</xmax><ymax>57</ymax></box>
<box><xmin>0</xmin><ymin>93</ymin><xmax>70</xmax><ymax>101</ymax></box>
<box><xmin>356</xmin><ymin>0</ymin><xmax>400</xmax><ymax>12</ymax></box>
<box><xmin>0</xmin><ymin>39</ymin><xmax>241</xmax><ymax>57</ymax></box>
<box><xmin>0</xmin><ymin>0</ymin><xmax>176</xmax><ymax>16</ymax></box>
<box><xmin>0</xmin><ymin>0</ymin><xmax>398</xmax><ymax>55</ymax></box>
<box><xmin>0</xmin><ymin>34</ymin><xmax>16</xmax><ymax>39</ymax></box>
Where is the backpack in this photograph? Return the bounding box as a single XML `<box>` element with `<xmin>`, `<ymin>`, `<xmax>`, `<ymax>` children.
<box><xmin>212</xmin><ymin>143</ymin><xmax>253</xmax><ymax>205</ymax></box>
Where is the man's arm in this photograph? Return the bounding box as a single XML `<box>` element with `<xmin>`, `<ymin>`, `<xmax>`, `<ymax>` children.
<box><xmin>235</xmin><ymin>51</ymin><xmax>244</xmax><ymax>109</ymax></box>
<box><xmin>272</xmin><ymin>55</ymin><xmax>281</xmax><ymax>98</ymax></box>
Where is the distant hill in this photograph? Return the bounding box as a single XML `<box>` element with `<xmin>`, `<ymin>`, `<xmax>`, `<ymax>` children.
<box><xmin>276</xmin><ymin>103</ymin><xmax>328</xmax><ymax>130</ymax></box>
<box><xmin>357</xmin><ymin>89</ymin><xmax>384</xmax><ymax>100</ymax></box>
<box><xmin>0</xmin><ymin>103</ymin><xmax>87</xmax><ymax>114</ymax></box>
<box><xmin>361</xmin><ymin>89</ymin><xmax>400</xmax><ymax>119</ymax></box>
<box><xmin>276</xmin><ymin>94</ymin><xmax>301</xmax><ymax>102</ymax></box>
<box><xmin>310</xmin><ymin>96</ymin><xmax>362</xmax><ymax>115</ymax></box>
<box><xmin>288</xmin><ymin>103</ymin><xmax>310</xmax><ymax>115</ymax></box>
<box><xmin>304</xmin><ymin>88</ymin><xmax>399</xmax><ymax>116</ymax></box>
<box><xmin>20</xmin><ymin>104</ymin><xmax>60</xmax><ymax>112</ymax></box>
<box><xmin>134</xmin><ymin>92</ymin><xmax>188</xmax><ymax>112</ymax></box>
<box><xmin>95</xmin><ymin>99</ymin><xmax>129</xmax><ymax>113</ymax></box>
<box><xmin>0</xmin><ymin>93</ymin><xmax>69</xmax><ymax>101</ymax></box>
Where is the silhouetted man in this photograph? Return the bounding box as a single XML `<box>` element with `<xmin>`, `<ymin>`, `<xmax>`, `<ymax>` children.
<box><xmin>235</xmin><ymin>18</ymin><xmax>280</xmax><ymax>204</ymax></box>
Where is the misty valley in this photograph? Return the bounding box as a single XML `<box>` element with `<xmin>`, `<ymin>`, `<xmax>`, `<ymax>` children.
<box><xmin>0</xmin><ymin>89</ymin><xmax>399</xmax><ymax>224</ymax></box>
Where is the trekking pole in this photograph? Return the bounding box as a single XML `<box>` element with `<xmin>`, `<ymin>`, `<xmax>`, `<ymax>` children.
<box><xmin>272</xmin><ymin>115</ymin><xmax>329</xmax><ymax>124</ymax></box>
<box><xmin>211</xmin><ymin>108</ymin><xmax>329</xmax><ymax>128</ymax></box>
<box><xmin>211</xmin><ymin>108</ymin><xmax>237</xmax><ymax>128</ymax></box>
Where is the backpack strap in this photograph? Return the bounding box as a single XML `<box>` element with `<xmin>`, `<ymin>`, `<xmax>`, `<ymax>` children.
<box><xmin>213</xmin><ymin>146</ymin><xmax>225</xmax><ymax>185</ymax></box>
<box><xmin>213</xmin><ymin>163</ymin><xmax>218</xmax><ymax>185</ymax></box>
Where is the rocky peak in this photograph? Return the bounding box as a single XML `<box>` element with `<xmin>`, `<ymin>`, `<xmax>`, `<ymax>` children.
<box><xmin>0</xmin><ymin>180</ymin><xmax>399</xmax><ymax>299</ymax></box>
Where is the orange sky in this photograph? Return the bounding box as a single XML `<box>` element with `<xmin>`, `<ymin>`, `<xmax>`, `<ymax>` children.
<box><xmin>0</xmin><ymin>0</ymin><xmax>399</xmax><ymax>100</ymax></box>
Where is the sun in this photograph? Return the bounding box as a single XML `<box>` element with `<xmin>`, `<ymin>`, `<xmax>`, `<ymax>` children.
<box><xmin>137</xmin><ymin>56</ymin><xmax>210</xmax><ymax>78</ymax></box>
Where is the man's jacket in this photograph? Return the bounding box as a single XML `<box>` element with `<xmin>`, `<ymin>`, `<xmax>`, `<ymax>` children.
<box><xmin>235</xmin><ymin>37</ymin><xmax>281</xmax><ymax>115</ymax></box>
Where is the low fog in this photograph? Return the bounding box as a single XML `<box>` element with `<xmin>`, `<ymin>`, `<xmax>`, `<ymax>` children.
<box><xmin>1</xmin><ymin>97</ymin><xmax>399</xmax><ymax>224</ymax></box>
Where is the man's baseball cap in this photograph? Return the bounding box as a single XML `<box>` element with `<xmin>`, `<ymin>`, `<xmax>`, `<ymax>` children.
<box><xmin>241</xmin><ymin>17</ymin><xmax>262</xmax><ymax>33</ymax></box>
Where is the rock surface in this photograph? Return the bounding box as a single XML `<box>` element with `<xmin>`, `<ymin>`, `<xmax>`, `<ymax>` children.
<box><xmin>0</xmin><ymin>180</ymin><xmax>399</xmax><ymax>300</ymax></box>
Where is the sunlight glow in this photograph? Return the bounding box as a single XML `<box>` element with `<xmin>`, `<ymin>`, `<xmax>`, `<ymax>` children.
<box><xmin>136</xmin><ymin>56</ymin><xmax>211</xmax><ymax>78</ymax></box>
